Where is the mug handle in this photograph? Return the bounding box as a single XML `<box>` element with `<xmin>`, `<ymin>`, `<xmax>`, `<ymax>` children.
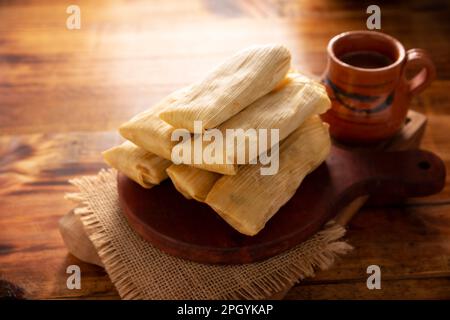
<box><xmin>404</xmin><ymin>48</ymin><xmax>436</xmax><ymax>96</ymax></box>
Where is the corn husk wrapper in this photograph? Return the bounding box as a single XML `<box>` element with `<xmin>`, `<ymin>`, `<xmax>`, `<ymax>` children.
<box><xmin>159</xmin><ymin>44</ymin><xmax>291</xmax><ymax>132</ymax></box>
<box><xmin>119</xmin><ymin>88</ymin><xmax>190</xmax><ymax>160</ymax></box>
<box><xmin>102</xmin><ymin>141</ymin><xmax>171</xmax><ymax>188</ymax></box>
<box><xmin>166</xmin><ymin>165</ymin><xmax>221</xmax><ymax>202</ymax></box>
<box><xmin>175</xmin><ymin>72</ymin><xmax>330</xmax><ymax>175</ymax></box>
<box><xmin>205</xmin><ymin>116</ymin><xmax>331</xmax><ymax>236</ymax></box>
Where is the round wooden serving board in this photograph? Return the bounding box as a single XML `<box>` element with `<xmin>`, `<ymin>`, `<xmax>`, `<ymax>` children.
<box><xmin>118</xmin><ymin>147</ymin><xmax>446</xmax><ymax>264</ymax></box>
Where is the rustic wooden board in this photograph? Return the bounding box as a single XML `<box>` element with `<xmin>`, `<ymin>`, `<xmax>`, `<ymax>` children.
<box><xmin>1</xmin><ymin>0</ymin><xmax>450</xmax><ymax>299</ymax></box>
<box><xmin>117</xmin><ymin>147</ymin><xmax>445</xmax><ymax>264</ymax></box>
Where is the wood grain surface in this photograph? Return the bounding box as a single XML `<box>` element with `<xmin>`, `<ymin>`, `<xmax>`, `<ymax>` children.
<box><xmin>1</xmin><ymin>0</ymin><xmax>450</xmax><ymax>299</ymax></box>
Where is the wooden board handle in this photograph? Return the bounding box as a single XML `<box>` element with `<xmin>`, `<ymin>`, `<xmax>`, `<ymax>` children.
<box><xmin>332</xmin><ymin>148</ymin><xmax>446</xmax><ymax>201</ymax></box>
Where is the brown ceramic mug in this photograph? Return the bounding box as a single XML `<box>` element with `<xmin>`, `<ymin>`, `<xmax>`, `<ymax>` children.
<box><xmin>321</xmin><ymin>30</ymin><xmax>436</xmax><ymax>145</ymax></box>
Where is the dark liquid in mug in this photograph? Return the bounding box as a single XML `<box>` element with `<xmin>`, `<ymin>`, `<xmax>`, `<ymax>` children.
<box><xmin>339</xmin><ymin>50</ymin><xmax>393</xmax><ymax>69</ymax></box>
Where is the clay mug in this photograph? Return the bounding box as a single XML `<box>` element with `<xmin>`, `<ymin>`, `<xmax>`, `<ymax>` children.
<box><xmin>321</xmin><ymin>30</ymin><xmax>436</xmax><ymax>145</ymax></box>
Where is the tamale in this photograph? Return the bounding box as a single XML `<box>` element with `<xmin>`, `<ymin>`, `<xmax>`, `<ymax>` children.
<box><xmin>166</xmin><ymin>165</ymin><xmax>221</xmax><ymax>202</ymax></box>
<box><xmin>205</xmin><ymin>116</ymin><xmax>331</xmax><ymax>236</ymax></box>
<box><xmin>174</xmin><ymin>72</ymin><xmax>330</xmax><ymax>175</ymax></box>
<box><xmin>119</xmin><ymin>87</ymin><xmax>190</xmax><ymax>160</ymax></box>
<box><xmin>102</xmin><ymin>141</ymin><xmax>171</xmax><ymax>188</ymax></box>
<box><xmin>159</xmin><ymin>44</ymin><xmax>291</xmax><ymax>132</ymax></box>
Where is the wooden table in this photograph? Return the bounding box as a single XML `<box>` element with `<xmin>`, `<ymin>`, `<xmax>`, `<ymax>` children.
<box><xmin>1</xmin><ymin>0</ymin><xmax>450</xmax><ymax>299</ymax></box>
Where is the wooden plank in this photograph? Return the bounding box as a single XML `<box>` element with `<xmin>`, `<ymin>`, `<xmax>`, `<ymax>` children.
<box><xmin>1</xmin><ymin>0</ymin><xmax>450</xmax><ymax>299</ymax></box>
<box><xmin>303</xmin><ymin>204</ymin><xmax>450</xmax><ymax>283</ymax></box>
<box><xmin>1</xmin><ymin>1</ymin><xmax>449</xmax><ymax>135</ymax></box>
<box><xmin>285</xmin><ymin>277</ymin><xmax>450</xmax><ymax>299</ymax></box>
<box><xmin>0</xmin><ymin>132</ymin><xmax>117</xmax><ymax>299</ymax></box>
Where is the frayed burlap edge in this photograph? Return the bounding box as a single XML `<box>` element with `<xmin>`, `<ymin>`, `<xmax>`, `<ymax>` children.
<box><xmin>221</xmin><ymin>225</ymin><xmax>352</xmax><ymax>299</ymax></box>
<box><xmin>65</xmin><ymin>169</ymin><xmax>352</xmax><ymax>300</ymax></box>
<box><xmin>66</xmin><ymin>170</ymin><xmax>143</xmax><ymax>299</ymax></box>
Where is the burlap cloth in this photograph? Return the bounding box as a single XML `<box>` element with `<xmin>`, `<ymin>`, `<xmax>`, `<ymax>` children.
<box><xmin>65</xmin><ymin>169</ymin><xmax>352</xmax><ymax>299</ymax></box>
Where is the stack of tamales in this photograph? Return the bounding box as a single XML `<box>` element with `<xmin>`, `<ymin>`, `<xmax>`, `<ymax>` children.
<box><xmin>103</xmin><ymin>44</ymin><xmax>331</xmax><ymax>236</ymax></box>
